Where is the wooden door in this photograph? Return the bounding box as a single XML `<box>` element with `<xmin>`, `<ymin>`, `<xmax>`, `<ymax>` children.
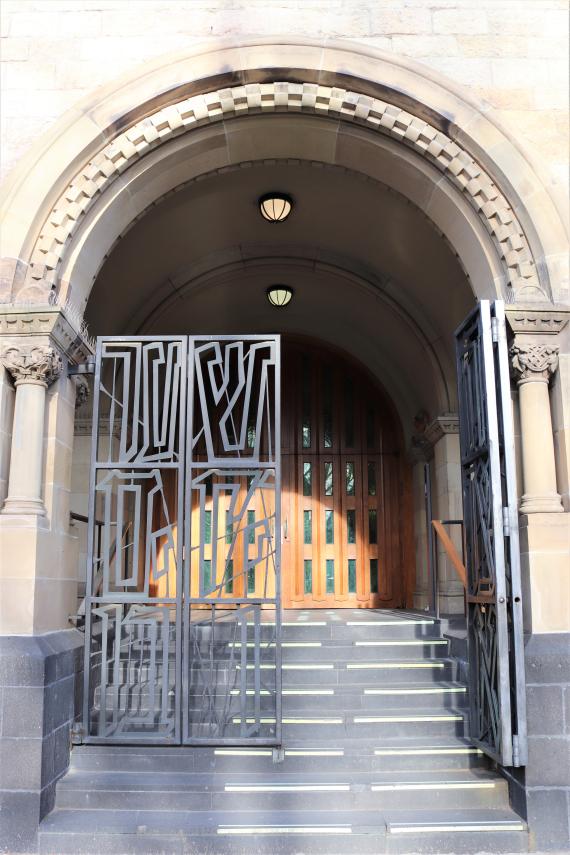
<box><xmin>282</xmin><ymin>341</ymin><xmax>404</xmax><ymax>609</ymax></box>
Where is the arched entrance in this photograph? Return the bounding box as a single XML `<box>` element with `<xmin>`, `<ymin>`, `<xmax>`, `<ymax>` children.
<box><xmin>0</xmin><ymin>38</ymin><xmax>568</xmax><ymax>850</ymax></box>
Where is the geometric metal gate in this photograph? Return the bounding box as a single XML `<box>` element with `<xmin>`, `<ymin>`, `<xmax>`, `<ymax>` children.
<box><xmin>82</xmin><ymin>335</ymin><xmax>281</xmax><ymax>746</ymax></box>
<box><xmin>455</xmin><ymin>301</ymin><xmax>527</xmax><ymax>766</ymax></box>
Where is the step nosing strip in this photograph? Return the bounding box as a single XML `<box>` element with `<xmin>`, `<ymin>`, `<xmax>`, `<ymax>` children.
<box><xmin>389</xmin><ymin>822</ymin><xmax>525</xmax><ymax>834</ymax></box>
<box><xmin>354</xmin><ymin>714</ymin><xmax>463</xmax><ymax>723</ymax></box>
<box><xmin>364</xmin><ymin>687</ymin><xmax>466</xmax><ymax>695</ymax></box>
<box><xmin>224</xmin><ymin>783</ymin><xmax>351</xmax><ymax>792</ymax></box>
<box><xmin>355</xmin><ymin>640</ymin><xmax>447</xmax><ymax>646</ymax></box>
<box><xmin>371</xmin><ymin>781</ymin><xmax>496</xmax><ymax>791</ymax></box>
<box><xmin>218</xmin><ymin>825</ymin><xmax>353</xmax><ymax>835</ymax></box>
<box><xmin>374</xmin><ymin>747</ymin><xmax>482</xmax><ymax>756</ymax></box>
<box><xmin>347</xmin><ymin>662</ymin><xmax>446</xmax><ymax>669</ymax></box>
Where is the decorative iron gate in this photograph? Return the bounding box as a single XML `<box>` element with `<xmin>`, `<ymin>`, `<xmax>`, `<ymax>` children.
<box><xmin>82</xmin><ymin>335</ymin><xmax>281</xmax><ymax>745</ymax></box>
<box><xmin>455</xmin><ymin>301</ymin><xmax>527</xmax><ymax>767</ymax></box>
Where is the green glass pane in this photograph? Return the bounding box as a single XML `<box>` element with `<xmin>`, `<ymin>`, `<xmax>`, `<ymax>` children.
<box><xmin>247</xmin><ymin>475</ymin><xmax>254</xmax><ymax>491</ymax></box>
<box><xmin>324</xmin><ymin>461</ymin><xmax>333</xmax><ymax>496</ymax></box>
<box><xmin>304</xmin><ymin>560</ymin><xmax>312</xmax><ymax>594</ymax></box>
<box><xmin>370</xmin><ymin>558</ymin><xmax>379</xmax><ymax>594</ymax></box>
<box><xmin>225</xmin><ymin>559</ymin><xmax>233</xmax><ymax>594</ymax></box>
<box><xmin>225</xmin><ymin>510</ymin><xmax>233</xmax><ymax>545</ymax></box>
<box><xmin>323</xmin><ymin>365</ymin><xmax>333</xmax><ymax>448</ymax></box>
<box><xmin>302</xmin><ymin>355</ymin><xmax>311</xmax><ymax>448</ymax></box>
<box><xmin>203</xmin><ymin>559</ymin><xmax>212</xmax><ymax>591</ymax></box>
<box><xmin>204</xmin><ymin>510</ymin><xmax>212</xmax><ymax>545</ymax></box>
<box><xmin>369</xmin><ymin>509</ymin><xmax>378</xmax><ymax>544</ymax></box>
<box><xmin>326</xmin><ymin>559</ymin><xmax>335</xmax><ymax>594</ymax></box>
<box><xmin>347</xmin><ymin>509</ymin><xmax>356</xmax><ymax>544</ymax></box>
<box><xmin>346</xmin><ymin>461</ymin><xmax>355</xmax><ymax>496</ymax></box>
<box><xmin>247</xmin><ymin>565</ymin><xmax>255</xmax><ymax>594</ymax></box>
<box><xmin>325</xmin><ymin>509</ymin><xmax>334</xmax><ymax>545</ymax></box>
<box><xmin>304</xmin><ymin>510</ymin><xmax>312</xmax><ymax>545</ymax></box>
<box><xmin>344</xmin><ymin>378</ymin><xmax>354</xmax><ymax>447</ymax></box>
<box><xmin>348</xmin><ymin>559</ymin><xmax>357</xmax><ymax>594</ymax></box>
<box><xmin>303</xmin><ymin>462</ymin><xmax>312</xmax><ymax>497</ymax></box>
<box><xmin>247</xmin><ymin>510</ymin><xmax>255</xmax><ymax>544</ymax></box>
<box><xmin>368</xmin><ymin>462</ymin><xmax>376</xmax><ymax>496</ymax></box>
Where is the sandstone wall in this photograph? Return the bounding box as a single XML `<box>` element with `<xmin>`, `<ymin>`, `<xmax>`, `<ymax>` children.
<box><xmin>0</xmin><ymin>0</ymin><xmax>568</xmax><ymax>215</ymax></box>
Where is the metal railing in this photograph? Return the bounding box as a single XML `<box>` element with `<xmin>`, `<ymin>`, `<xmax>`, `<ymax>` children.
<box><xmin>69</xmin><ymin>512</ymin><xmax>131</xmax><ymax>622</ymax></box>
<box><xmin>430</xmin><ymin>518</ymin><xmax>467</xmax><ymax>620</ymax></box>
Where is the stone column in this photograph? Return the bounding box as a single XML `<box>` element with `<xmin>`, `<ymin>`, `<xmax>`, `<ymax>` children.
<box><xmin>0</xmin><ymin>345</ymin><xmax>62</xmax><ymax>515</ymax></box>
<box><xmin>424</xmin><ymin>414</ymin><xmax>464</xmax><ymax>615</ymax></box>
<box><xmin>510</xmin><ymin>341</ymin><xmax>563</xmax><ymax>514</ymax></box>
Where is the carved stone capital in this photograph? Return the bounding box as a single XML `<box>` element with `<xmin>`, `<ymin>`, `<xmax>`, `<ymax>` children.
<box><xmin>1</xmin><ymin>344</ymin><xmax>62</xmax><ymax>387</ymax></box>
<box><xmin>509</xmin><ymin>341</ymin><xmax>559</xmax><ymax>384</ymax></box>
<box><xmin>424</xmin><ymin>414</ymin><xmax>460</xmax><ymax>446</ymax></box>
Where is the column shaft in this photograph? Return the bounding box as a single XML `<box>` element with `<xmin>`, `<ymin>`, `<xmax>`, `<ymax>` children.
<box><xmin>3</xmin><ymin>381</ymin><xmax>47</xmax><ymax>514</ymax></box>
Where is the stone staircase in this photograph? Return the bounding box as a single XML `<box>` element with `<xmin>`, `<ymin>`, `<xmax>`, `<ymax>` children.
<box><xmin>38</xmin><ymin>610</ymin><xmax>528</xmax><ymax>854</ymax></box>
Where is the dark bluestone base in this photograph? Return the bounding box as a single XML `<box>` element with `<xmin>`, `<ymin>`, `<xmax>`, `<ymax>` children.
<box><xmin>503</xmin><ymin>632</ymin><xmax>570</xmax><ymax>852</ymax></box>
<box><xmin>0</xmin><ymin>630</ymin><xmax>83</xmax><ymax>854</ymax></box>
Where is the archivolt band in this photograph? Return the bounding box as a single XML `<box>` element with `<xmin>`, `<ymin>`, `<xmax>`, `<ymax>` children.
<box><xmin>82</xmin><ymin>335</ymin><xmax>282</xmax><ymax>746</ymax></box>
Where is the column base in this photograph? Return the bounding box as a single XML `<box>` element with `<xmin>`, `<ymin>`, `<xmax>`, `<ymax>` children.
<box><xmin>1</xmin><ymin>497</ymin><xmax>46</xmax><ymax>516</ymax></box>
<box><xmin>520</xmin><ymin>492</ymin><xmax>564</xmax><ymax>514</ymax></box>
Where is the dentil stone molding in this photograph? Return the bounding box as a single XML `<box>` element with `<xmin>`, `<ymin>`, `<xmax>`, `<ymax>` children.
<box><xmin>505</xmin><ymin>305</ymin><xmax>569</xmax><ymax>337</ymax></box>
<box><xmin>0</xmin><ymin>304</ymin><xmax>94</xmax><ymax>367</ymax></box>
<box><xmin>1</xmin><ymin>344</ymin><xmax>62</xmax><ymax>387</ymax></box>
<box><xmin>13</xmin><ymin>81</ymin><xmax>543</xmax><ymax>302</ymax></box>
<box><xmin>509</xmin><ymin>342</ymin><xmax>559</xmax><ymax>384</ymax></box>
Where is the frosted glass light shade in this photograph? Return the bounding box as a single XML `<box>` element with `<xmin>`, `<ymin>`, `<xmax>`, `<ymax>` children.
<box><xmin>267</xmin><ymin>286</ymin><xmax>294</xmax><ymax>307</ymax></box>
<box><xmin>259</xmin><ymin>193</ymin><xmax>293</xmax><ymax>222</ymax></box>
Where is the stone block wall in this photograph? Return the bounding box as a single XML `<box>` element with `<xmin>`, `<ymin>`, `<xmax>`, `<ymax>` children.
<box><xmin>0</xmin><ymin>0</ymin><xmax>568</xmax><ymax>215</ymax></box>
<box><xmin>0</xmin><ymin>630</ymin><xmax>83</xmax><ymax>854</ymax></box>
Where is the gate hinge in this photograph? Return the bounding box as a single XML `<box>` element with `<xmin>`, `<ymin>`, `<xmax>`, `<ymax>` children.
<box><xmin>512</xmin><ymin>734</ymin><xmax>520</xmax><ymax>766</ymax></box>
<box><xmin>70</xmin><ymin>722</ymin><xmax>85</xmax><ymax>746</ymax></box>
<box><xmin>502</xmin><ymin>506</ymin><xmax>510</xmax><ymax>537</ymax></box>
<box><xmin>272</xmin><ymin>748</ymin><xmax>285</xmax><ymax>764</ymax></box>
<box><xmin>491</xmin><ymin>316</ymin><xmax>499</xmax><ymax>343</ymax></box>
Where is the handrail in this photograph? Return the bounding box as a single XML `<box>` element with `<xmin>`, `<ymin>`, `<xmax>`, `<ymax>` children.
<box><xmin>431</xmin><ymin>519</ymin><xmax>467</xmax><ymax>589</ymax></box>
<box><xmin>69</xmin><ymin>512</ymin><xmax>131</xmax><ymax>621</ymax></box>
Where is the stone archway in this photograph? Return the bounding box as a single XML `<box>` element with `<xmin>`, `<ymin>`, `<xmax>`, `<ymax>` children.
<box><xmin>0</xmin><ymin>39</ymin><xmax>567</xmax><ymax>311</ymax></box>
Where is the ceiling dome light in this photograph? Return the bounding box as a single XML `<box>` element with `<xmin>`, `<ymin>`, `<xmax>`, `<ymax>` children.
<box><xmin>259</xmin><ymin>193</ymin><xmax>293</xmax><ymax>222</ymax></box>
<box><xmin>266</xmin><ymin>285</ymin><xmax>294</xmax><ymax>308</ymax></box>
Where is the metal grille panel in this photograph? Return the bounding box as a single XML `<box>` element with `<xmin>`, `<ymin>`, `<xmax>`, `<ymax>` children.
<box><xmin>455</xmin><ymin>302</ymin><xmax>526</xmax><ymax>766</ymax></box>
<box><xmin>83</xmin><ymin>335</ymin><xmax>281</xmax><ymax>746</ymax></box>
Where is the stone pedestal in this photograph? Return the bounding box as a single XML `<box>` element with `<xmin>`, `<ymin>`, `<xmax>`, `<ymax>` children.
<box><xmin>0</xmin><ymin>306</ymin><xmax>92</xmax><ymax>853</ymax></box>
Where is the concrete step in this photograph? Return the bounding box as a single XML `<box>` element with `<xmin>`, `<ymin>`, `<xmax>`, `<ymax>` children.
<box><xmin>69</xmin><ymin>739</ymin><xmax>486</xmax><ymax>774</ymax></box>
<box><xmin>103</xmin><ymin>658</ymin><xmax>459</xmax><ymax>687</ymax></box>
<box><xmin>55</xmin><ymin>768</ymin><xmax>508</xmax><ymax>812</ymax></box>
<box><xmin>38</xmin><ymin>808</ymin><xmax>528</xmax><ymax>854</ymax></box>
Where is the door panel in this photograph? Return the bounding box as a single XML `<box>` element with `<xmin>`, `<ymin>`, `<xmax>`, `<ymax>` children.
<box><xmin>282</xmin><ymin>342</ymin><xmax>403</xmax><ymax>609</ymax></box>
